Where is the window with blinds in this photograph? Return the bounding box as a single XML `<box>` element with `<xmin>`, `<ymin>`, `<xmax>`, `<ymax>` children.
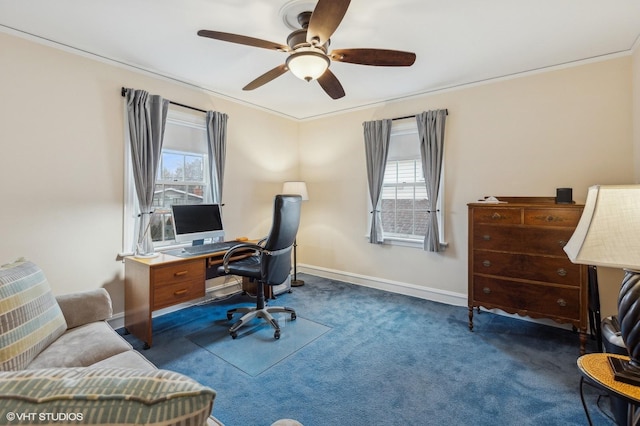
<box><xmin>374</xmin><ymin>120</ymin><xmax>444</xmax><ymax>246</ymax></box>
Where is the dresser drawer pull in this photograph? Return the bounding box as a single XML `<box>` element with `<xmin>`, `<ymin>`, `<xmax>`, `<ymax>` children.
<box><xmin>545</xmin><ymin>215</ymin><xmax>557</xmax><ymax>222</ymax></box>
<box><xmin>174</xmin><ymin>271</ymin><xmax>189</xmax><ymax>277</ymax></box>
<box><xmin>482</xmin><ymin>260</ymin><xmax>491</xmax><ymax>267</ymax></box>
<box><xmin>483</xmin><ymin>287</ymin><xmax>491</xmax><ymax>294</ymax></box>
<box><xmin>491</xmin><ymin>213</ymin><xmax>502</xmax><ymax>220</ymax></box>
<box><xmin>557</xmin><ymin>268</ymin><xmax>567</xmax><ymax>277</ymax></box>
<box><xmin>557</xmin><ymin>298</ymin><xmax>567</xmax><ymax>307</ymax></box>
<box><xmin>174</xmin><ymin>289</ymin><xmax>188</xmax><ymax>296</ymax></box>
<box><xmin>483</xmin><ymin>235</ymin><xmax>491</xmax><ymax>241</ymax></box>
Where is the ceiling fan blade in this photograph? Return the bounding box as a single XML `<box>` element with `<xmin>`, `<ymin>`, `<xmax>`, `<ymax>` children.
<box><xmin>198</xmin><ymin>30</ymin><xmax>289</xmax><ymax>52</ymax></box>
<box><xmin>317</xmin><ymin>69</ymin><xmax>345</xmax><ymax>99</ymax></box>
<box><xmin>243</xmin><ymin>64</ymin><xmax>289</xmax><ymax>91</ymax></box>
<box><xmin>330</xmin><ymin>48</ymin><xmax>416</xmax><ymax>66</ymax></box>
<box><xmin>307</xmin><ymin>0</ymin><xmax>351</xmax><ymax>46</ymax></box>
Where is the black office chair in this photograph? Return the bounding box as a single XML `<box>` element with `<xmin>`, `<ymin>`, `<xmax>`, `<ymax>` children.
<box><xmin>219</xmin><ymin>194</ymin><xmax>301</xmax><ymax>339</ymax></box>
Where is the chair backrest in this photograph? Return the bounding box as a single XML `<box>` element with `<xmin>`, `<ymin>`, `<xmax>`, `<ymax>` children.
<box><xmin>261</xmin><ymin>194</ymin><xmax>302</xmax><ymax>285</ymax></box>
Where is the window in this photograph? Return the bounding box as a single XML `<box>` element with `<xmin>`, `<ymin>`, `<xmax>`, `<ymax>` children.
<box><xmin>124</xmin><ymin>108</ymin><xmax>211</xmax><ymax>250</ymax></box>
<box><xmin>382</xmin><ymin>159</ymin><xmax>428</xmax><ymax>238</ymax></box>
<box><xmin>373</xmin><ymin>121</ymin><xmax>445</xmax><ymax>247</ymax></box>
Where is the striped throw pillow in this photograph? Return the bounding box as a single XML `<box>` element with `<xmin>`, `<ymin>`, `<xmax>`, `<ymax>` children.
<box><xmin>0</xmin><ymin>367</ymin><xmax>217</xmax><ymax>425</ymax></box>
<box><xmin>0</xmin><ymin>259</ymin><xmax>67</xmax><ymax>371</ymax></box>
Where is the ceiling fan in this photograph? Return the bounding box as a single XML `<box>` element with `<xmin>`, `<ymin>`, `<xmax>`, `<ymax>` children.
<box><xmin>197</xmin><ymin>0</ymin><xmax>416</xmax><ymax>99</ymax></box>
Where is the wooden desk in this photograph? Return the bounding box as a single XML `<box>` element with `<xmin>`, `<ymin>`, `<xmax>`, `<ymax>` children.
<box><xmin>124</xmin><ymin>247</ymin><xmax>251</xmax><ymax>348</ymax></box>
<box><xmin>577</xmin><ymin>353</ymin><xmax>640</xmax><ymax>425</ymax></box>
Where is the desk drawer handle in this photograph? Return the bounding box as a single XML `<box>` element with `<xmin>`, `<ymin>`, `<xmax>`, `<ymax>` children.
<box><xmin>557</xmin><ymin>268</ymin><xmax>567</xmax><ymax>277</ymax></box>
<box><xmin>557</xmin><ymin>298</ymin><xmax>567</xmax><ymax>307</ymax></box>
<box><xmin>546</xmin><ymin>215</ymin><xmax>557</xmax><ymax>222</ymax></box>
<box><xmin>491</xmin><ymin>213</ymin><xmax>502</xmax><ymax>220</ymax></box>
<box><xmin>174</xmin><ymin>289</ymin><xmax>188</xmax><ymax>296</ymax></box>
<box><xmin>174</xmin><ymin>271</ymin><xmax>188</xmax><ymax>277</ymax></box>
<box><xmin>483</xmin><ymin>235</ymin><xmax>491</xmax><ymax>241</ymax></box>
<box><xmin>482</xmin><ymin>260</ymin><xmax>491</xmax><ymax>267</ymax></box>
<box><xmin>483</xmin><ymin>287</ymin><xmax>491</xmax><ymax>294</ymax></box>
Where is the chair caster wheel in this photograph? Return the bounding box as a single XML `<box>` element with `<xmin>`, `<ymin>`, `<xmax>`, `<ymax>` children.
<box><xmin>230</xmin><ymin>331</ymin><xmax>237</xmax><ymax>339</ymax></box>
<box><xmin>227</xmin><ymin>313</ymin><xmax>233</xmax><ymax>320</ymax></box>
<box><xmin>291</xmin><ymin>313</ymin><xmax>297</xmax><ymax>320</ymax></box>
<box><xmin>274</xmin><ymin>330</ymin><xmax>280</xmax><ymax>339</ymax></box>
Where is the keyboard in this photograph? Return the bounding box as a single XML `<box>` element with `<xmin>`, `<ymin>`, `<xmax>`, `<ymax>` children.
<box><xmin>182</xmin><ymin>241</ymin><xmax>239</xmax><ymax>255</ymax></box>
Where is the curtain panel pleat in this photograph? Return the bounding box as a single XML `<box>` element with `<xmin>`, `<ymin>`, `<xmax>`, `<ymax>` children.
<box><xmin>205</xmin><ymin>111</ymin><xmax>228</xmax><ymax>205</ymax></box>
<box><xmin>125</xmin><ymin>88</ymin><xmax>169</xmax><ymax>255</ymax></box>
<box><xmin>416</xmin><ymin>109</ymin><xmax>447</xmax><ymax>252</ymax></box>
<box><xmin>363</xmin><ymin>119</ymin><xmax>392</xmax><ymax>244</ymax></box>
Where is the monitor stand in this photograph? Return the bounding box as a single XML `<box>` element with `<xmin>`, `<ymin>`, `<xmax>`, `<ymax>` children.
<box><xmin>192</xmin><ymin>239</ymin><xmax>204</xmax><ymax>246</ymax></box>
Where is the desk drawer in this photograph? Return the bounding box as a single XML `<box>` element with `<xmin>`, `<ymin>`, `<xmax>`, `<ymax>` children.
<box><xmin>153</xmin><ymin>259</ymin><xmax>205</xmax><ymax>287</ymax></box>
<box><xmin>153</xmin><ymin>280</ymin><xmax>205</xmax><ymax>310</ymax></box>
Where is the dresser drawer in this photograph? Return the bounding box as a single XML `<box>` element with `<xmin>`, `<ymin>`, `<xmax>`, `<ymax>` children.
<box><xmin>473</xmin><ymin>224</ymin><xmax>573</xmax><ymax>256</ymax></box>
<box><xmin>524</xmin><ymin>208</ymin><xmax>582</xmax><ymax>227</ymax></box>
<box><xmin>472</xmin><ymin>207</ymin><xmax>522</xmax><ymax>225</ymax></box>
<box><xmin>472</xmin><ymin>251</ymin><xmax>582</xmax><ymax>286</ymax></box>
<box><xmin>473</xmin><ymin>276</ymin><xmax>580</xmax><ymax>320</ymax></box>
<box><xmin>153</xmin><ymin>279</ymin><xmax>205</xmax><ymax>310</ymax></box>
<box><xmin>152</xmin><ymin>259</ymin><xmax>205</xmax><ymax>287</ymax></box>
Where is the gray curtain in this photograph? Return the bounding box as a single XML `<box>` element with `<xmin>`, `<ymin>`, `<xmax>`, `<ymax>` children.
<box><xmin>416</xmin><ymin>109</ymin><xmax>447</xmax><ymax>252</ymax></box>
<box><xmin>205</xmin><ymin>111</ymin><xmax>228</xmax><ymax>204</ymax></box>
<box><xmin>363</xmin><ymin>119</ymin><xmax>392</xmax><ymax>244</ymax></box>
<box><xmin>125</xmin><ymin>89</ymin><xmax>169</xmax><ymax>255</ymax></box>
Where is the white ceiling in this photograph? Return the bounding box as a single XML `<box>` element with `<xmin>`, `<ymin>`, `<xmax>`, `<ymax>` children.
<box><xmin>1</xmin><ymin>0</ymin><xmax>639</xmax><ymax>120</ymax></box>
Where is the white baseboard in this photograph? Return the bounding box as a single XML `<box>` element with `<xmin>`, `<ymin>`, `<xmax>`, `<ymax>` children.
<box><xmin>297</xmin><ymin>263</ymin><xmax>468</xmax><ymax>307</ymax></box>
<box><xmin>297</xmin><ymin>263</ymin><xmax>574</xmax><ymax>331</ymax></box>
<box><xmin>109</xmin><ymin>266</ymin><xmax>573</xmax><ymax>333</ymax></box>
<box><xmin>107</xmin><ymin>277</ymin><xmax>243</xmax><ymax>330</ymax></box>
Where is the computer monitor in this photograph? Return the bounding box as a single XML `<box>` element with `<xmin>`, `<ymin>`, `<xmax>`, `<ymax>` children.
<box><xmin>171</xmin><ymin>204</ymin><xmax>224</xmax><ymax>244</ymax></box>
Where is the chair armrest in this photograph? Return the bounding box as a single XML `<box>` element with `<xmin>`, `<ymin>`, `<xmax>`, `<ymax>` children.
<box><xmin>55</xmin><ymin>289</ymin><xmax>112</xmax><ymax>329</ymax></box>
<box><xmin>221</xmin><ymin>243</ymin><xmax>264</xmax><ymax>273</ymax></box>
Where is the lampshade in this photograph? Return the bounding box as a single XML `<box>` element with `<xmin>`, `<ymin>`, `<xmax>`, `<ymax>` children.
<box><xmin>282</xmin><ymin>181</ymin><xmax>309</xmax><ymax>201</ymax></box>
<box><xmin>565</xmin><ymin>184</ymin><xmax>640</xmax><ymax>385</ymax></box>
<box><xmin>285</xmin><ymin>50</ymin><xmax>329</xmax><ymax>82</ymax></box>
<box><xmin>563</xmin><ymin>184</ymin><xmax>640</xmax><ymax>270</ymax></box>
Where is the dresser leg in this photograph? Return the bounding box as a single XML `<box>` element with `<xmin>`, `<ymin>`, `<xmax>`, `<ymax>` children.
<box><xmin>468</xmin><ymin>307</ymin><xmax>474</xmax><ymax>331</ymax></box>
<box><xmin>579</xmin><ymin>331</ymin><xmax>587</xmax><ymax>356</ymax></box>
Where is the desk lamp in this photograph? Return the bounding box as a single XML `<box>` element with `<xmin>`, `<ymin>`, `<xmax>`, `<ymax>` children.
<box><xmin>564</xmin><ymin>184</ymin><xmax>640</xmax><ymax>385</ymax></box>
<box><xmin>282</xmin><ymin>181</ymin><xmax>308</xmax><ymax>287</ymax></box>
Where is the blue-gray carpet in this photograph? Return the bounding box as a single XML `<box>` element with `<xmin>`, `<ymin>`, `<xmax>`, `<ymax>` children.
<box><xmin>187</xmin><ymin>315</ymin><xmax>330</xmax><ymax>377</ymax></box>
<box><xmin>120</xmin><ymin>274</ymin><xmax>614</xmax><ymax>426</ymax></box>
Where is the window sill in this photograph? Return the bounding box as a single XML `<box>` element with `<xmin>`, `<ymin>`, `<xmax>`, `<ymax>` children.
<box><xmin>364</xmin><ymin>235</ymin><xmax>448</xmax><ymax>250</ymax></box>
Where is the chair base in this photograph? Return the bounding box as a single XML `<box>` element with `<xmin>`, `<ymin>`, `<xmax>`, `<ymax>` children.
<box><xmin>227</xmin><ymin>305</ymin><xmax>296</xmax><ymax>339</ymax></box>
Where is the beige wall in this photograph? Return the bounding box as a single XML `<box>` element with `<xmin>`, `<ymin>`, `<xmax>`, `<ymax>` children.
<box><xmin>299</xmin><ymin>57</ymin><xmax>634</xmax><ymax>316</ymax></box>
<box><xmin>1</xmin><ymin>30</ymin><xmax>636</xmax><ymax>319</ymax></box>
<box><xmin>0</xmin><ymin>32</ymin><xmax>298</xmax><ymax>313</ymax></box>
<box><xmin>633</xmin><ymin>42</ymin><xmax>640</xmax><ymax>183</ymax></box>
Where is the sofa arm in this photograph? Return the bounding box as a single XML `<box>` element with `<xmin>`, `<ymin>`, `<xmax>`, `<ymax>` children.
<box><xmin>56</xmin><ymin>288</ymin><xmax>112</xmax><ymax>329</ymax></box>
<box><xmin>0</xmin><ymin>367</ymin><xmax>216</xmax><ymax>425</ymax></box>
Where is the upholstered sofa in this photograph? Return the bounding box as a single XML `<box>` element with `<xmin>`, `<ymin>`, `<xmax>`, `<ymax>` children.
<box><xmin>0</xmin><ymin>259</ymin><xmax>220</xmax><ymax>425</ymax></box>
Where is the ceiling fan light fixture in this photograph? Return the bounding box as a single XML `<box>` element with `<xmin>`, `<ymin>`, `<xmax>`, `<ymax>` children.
<box><xmin>286</xmin><ymin>50</ymin><xmax>330</xmax><ymax>82</ymax></box>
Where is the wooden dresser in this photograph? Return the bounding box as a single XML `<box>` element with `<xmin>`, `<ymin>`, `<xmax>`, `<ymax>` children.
<box><xmin>467</xmin><ymin>197</ymin><xmax>588</xmax><ymax>354</ymax></box>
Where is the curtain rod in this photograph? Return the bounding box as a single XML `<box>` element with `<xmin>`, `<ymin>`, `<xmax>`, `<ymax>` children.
<box><xmin>121</xmin><ymin>87</ymin><xmax>207</xmax><ymax>114</ymax></box>
<box><xmin>391</xmin><ymin>109</ymin><xmax>449</xmax><ymax>121</ymax></box>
